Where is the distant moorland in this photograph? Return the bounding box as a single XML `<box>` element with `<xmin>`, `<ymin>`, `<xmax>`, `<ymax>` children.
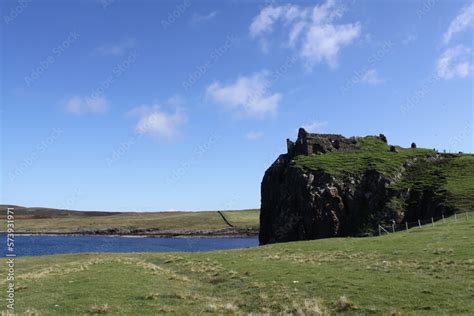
<box><xmin>0</xmin><ymin>206</ymin><xmax>259</xmax><ymax>237</ymax></box>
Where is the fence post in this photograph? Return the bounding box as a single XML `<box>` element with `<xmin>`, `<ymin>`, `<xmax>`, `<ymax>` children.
<box><xmin>442</xmin><ymin>214</ymin><xmax>445</xmax><ymax>223</ymax></box>
<box><xmin>392</xmin><ymin>223</ymin><xmax>395</xmax><ymax>233</ymax></box>
<box><xmin>405</xmin><ymin>222</ymin><xmax>408</xmax><ymax>231</ymax></box>
<box><xmin>455</xmin><ymin>213</ymin><xmax>457</xmax><ymax>221</ymax></box>
<box><xmin>466</xmin><ymin>212</ymin><xmax>469</xmax><ymax>220</ymax></box>
<box><xmin>431</xmin><ymin>217</ymin><xmax>434</xmax><ymax>226</ymax></box>
<box><xmin>378</xmin><ymin>225</ymin><xmax>381</xmax><ymax>236</ymax></box>
<box><xmin>418</xmin><ymin>219</ymin><xmax>421</xmax><ymax>228</ymax></box>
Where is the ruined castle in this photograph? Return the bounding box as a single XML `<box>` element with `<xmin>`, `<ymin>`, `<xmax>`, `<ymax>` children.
<box><xmin>287</xmin><ymin>128</ymin><xmax>359</xmax><ymax>156</ymax></box>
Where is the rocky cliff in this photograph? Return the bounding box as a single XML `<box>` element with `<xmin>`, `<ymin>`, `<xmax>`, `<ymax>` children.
<box><xmin>259</xmin><ymin>129</ymin><xmax>471</xmax><ymax>245</ymax></box>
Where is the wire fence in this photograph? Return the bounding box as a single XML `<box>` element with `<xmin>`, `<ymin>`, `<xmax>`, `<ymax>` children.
<box><xmin>378</xmin><ymin>211</ymin><xmax>472</xmax><ymax>236</ymax></box>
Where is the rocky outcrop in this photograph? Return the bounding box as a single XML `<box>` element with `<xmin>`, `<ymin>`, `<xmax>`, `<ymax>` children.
<box><xmin>259</xmin><ymin>129</ymin><xmax>454</xmax><ymax>245</ymax></box>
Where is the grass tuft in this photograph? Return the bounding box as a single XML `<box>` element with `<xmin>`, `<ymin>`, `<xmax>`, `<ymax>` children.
<box><xmin>334</xmin><ymin>295</ymin><xmax>356</xmax><ymax>312</ymax></box>
<box><xmin>88</xmin><ymin>304</ymin><xmax>109</xmax><ymax>314</ymax></box>
<box><xmin>295</xmin><ymin>299</ymin><xmax>329</xmax><ymax>316</ymax></box>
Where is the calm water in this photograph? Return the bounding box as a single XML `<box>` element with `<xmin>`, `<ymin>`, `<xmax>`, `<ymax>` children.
<box><xmin>0</xmin><ymin>234</ymin><xmax>259</xmax><ymax>257</ymax></box>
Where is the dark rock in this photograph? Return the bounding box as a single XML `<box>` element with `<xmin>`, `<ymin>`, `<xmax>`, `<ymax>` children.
<box><xmin>390</xmin><ymin>145</ymin><xmax>398</xmax><ymax>152</ymax></box>
<box><xmin>259</xmin><ymin>130</ymin><xmax>454</xmax><ymax>245</ymax></box>
<box><xmin>411</xmin><ymin>142</ymin><xmax>417</xmax><ymax>149</ymax></box>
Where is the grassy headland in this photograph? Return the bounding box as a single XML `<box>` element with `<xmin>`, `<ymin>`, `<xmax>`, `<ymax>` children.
<box><xmin>293</xmin><ymin>136</ymin><xmax>474</xmax><ymax>213</ymax></box>
<box><xmin>1</xmin><ymin>215</ymin><xmax>473</xmax><ymax>315</ymax></box>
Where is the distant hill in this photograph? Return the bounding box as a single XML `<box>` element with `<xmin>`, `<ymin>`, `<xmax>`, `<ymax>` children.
<box><xmin>0</xmin><ymin>205</ymin><xmax>259</xmax><ymax>236</ymax></box>
<box><xmin>0</xmin><ymin>205</ymin><xmax>121</xmax><ymax>219</ymax></box>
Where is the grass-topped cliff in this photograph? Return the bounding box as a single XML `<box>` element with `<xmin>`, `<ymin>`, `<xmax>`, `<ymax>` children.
<box><xmin>293</xmin><ymin>136</ymin><xmax>435</xmax><ymax>177</ymax></box>
<box><xmin>2</xmin><ymin>215</ymin><xmax>473</xmax><ymax>315</ymax></box>
<box><xmin>293</xmin><ymin>135</ymin><xmax>474</xmax><ymax>213</ymax></box>
<box><xmin>260</xmin><ymin>131</ymin><xmax>473</xmax><ymax>244</ymax></box>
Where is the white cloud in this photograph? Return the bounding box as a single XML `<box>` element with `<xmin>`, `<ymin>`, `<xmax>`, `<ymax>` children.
<box><xmin>95</xmin><ymin>38</ymin><xmax>136</xmax><ymax>56</ymax></box>
<box><xmin>249</xmin><ymin>5</ymin><xmax>287</xmax><ymax>38</ymax></box>
<box><xmin>190</xmin><ymin>11</ymin><xmax>218</xmax><ymax>25</ymax></box>
<box><xmin>301</xmin><ymin>23</ymin><xmax>361</xmax><ymax>67</ymax></box>
<box><xmin>245</xmin><ymin>131</ymin><xmax>264</xmax><ymax>140</ymax></box>
<box><xmin>249</xmin><ymin>0</ymin><xmax>361</xmax><ymax>68</ymax></box>
<box><xmin>302</xmin><ymin>121</ymin><xmax>328</xmax><ymax>133</ymax></box>
<box><xmin>64</xmin><ymin>95</ymin><xmax>109</xmax><ymax>115</ymax></box>
<box><xmin>128</xmin><ymin>96</ymin><xmax>187</xmax><ymax>141</ymax></box>
<box><xmin>360</xmin><ymin>69</ymin><xmax>384</xmax><ymax>85</ymax></box>
<box><xmin>443</xmin><ymin>3</ymin><xmax>474</xmax><ymax>44</ymax></box>
<box><xmin>206</xmin><ymin>71</ymin><xmax>281</xmax><ymax>118</ymax></box>
<box><xmin>436</xmin><ymin>45</ymin><xmax>473</xmax><ymax>80</ymax></box>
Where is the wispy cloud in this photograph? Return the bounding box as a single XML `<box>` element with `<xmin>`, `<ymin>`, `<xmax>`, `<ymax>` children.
<box><xmin>245</xmin><ymin>131</ymin><xmax>264</xmax><ymax>140</ymax></box>
<box><xmin>442</xmin><ymin>3</ymin><xmax>474</xmax><ymax>44</ymax></box>
<box><xmin>206</xmin><ymin>71</ymin><xmax>282</xmax><ymax>118</ymax></box>
<box><xmin>64</xmin><ymin>95</ymin><xmax>109</xmax><ymax>115</ymax></box>
<box><xmin>95</xmin><ymin>38</ymin><xmax>136</xmax><ymax>56</ymax></box>
<box><xmin>302</xmin><ymin>121</ymin><xmax>328</xmax><ymax>133</ymax></box>
<box><xmin>436</xmin><ymin>45</ymin><xmax>472</xmax><ymax>80</ymax></box>
<box><xmin>249</xmin><ymin>0</ymin><xmax>361</xmax><ymax>68</ymax></box>
<box><xmin>360</xmin><ymin>69</ymin><xmax>384</xmax><ymax>85</ymax></box>
<box><xmin>190</xmin><ymin>11</ymin><xmax>218</xmax><ymax>25</ymax></box>
<box><xmin>128</xmin><ymin>96</ymin><xmax>187</xmax><ymax>141</ymax></box>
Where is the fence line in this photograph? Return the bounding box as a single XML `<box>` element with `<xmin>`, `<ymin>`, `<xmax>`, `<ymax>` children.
<box><xmin>217</xmin><ymin>211</ymin><xmax>234</xmax><ymax>228</ymax></box>
<box><xmin>378</xmin><ymin>211</ymin><xmax>471</xmax><ymax>236</ymax></box>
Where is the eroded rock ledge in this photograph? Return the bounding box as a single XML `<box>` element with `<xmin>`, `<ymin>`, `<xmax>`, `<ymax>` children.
<box><xmin>259</xmin><ymin>129</ymin><xmax>454</xmax><ymax>245</ymax></box>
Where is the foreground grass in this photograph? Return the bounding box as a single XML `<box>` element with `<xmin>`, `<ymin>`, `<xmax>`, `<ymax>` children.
<box><xmin>0</xmin><ymin>209</ymin><xmax>259</xmax><ymax>233</ymax></box>
<box><xmin>2</xmin><ymin>216</ymin><xmax>473</xmax><ymax>315</ymax></box>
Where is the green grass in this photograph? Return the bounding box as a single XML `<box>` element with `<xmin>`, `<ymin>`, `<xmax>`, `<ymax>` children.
<box><xmin>293</xmin><ymin>136</ymin><xmax>474</xmax><ymax>213</ymax></box>
<box><xmin>0</xmin><ymin>209</ymin><xmax>259</xmax><ymax>233</ymax></box>
<box><xmin>220</xmin><ymin>209</ymin><xmax>260</xmax><ymax>229</ymax></box>
<box><xmin>2</xmin><ymin>215</ymin><xmax>473</xmax><ymax>315</ymax></box>
<box><xmin>444</xmin><ymin>155</ymin><xmax>474</xmax><ymax>212</ymax></box>
<box><xmin>393</xmin><ymin>154</ymin><xmax>474</xmax><ymax>213</ymax></box>
<box><xmin>293</xmin><ymin>136</ymin><xmax>435</xmax><ymax>178</ymax></box>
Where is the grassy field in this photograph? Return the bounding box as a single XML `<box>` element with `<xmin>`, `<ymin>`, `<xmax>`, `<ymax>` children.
<box><xmin>2</xmin><ymin>215</ymin><xmax>473</xmax><ymax>315</ymax></box>
<box><xmin>0</xmin><ymin>207</ymin><xmax>259</xmax><ymax>234</ymax></box>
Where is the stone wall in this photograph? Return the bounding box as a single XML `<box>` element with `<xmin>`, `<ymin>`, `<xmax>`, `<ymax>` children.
<box><xmin>287</xmin><ymin>128</ymin><xmax>358</xmax><ymax>156</ymax></box>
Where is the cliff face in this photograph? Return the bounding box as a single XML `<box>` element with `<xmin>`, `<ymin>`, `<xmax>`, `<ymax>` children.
<box><xmin>259</xmin><ymin>129</ymin><xmax>456</xmax><ymax>245</ymax></box>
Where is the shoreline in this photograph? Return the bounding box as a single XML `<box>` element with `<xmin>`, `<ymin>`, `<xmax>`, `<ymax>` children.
<box><xmin>0</xmin><ymin>227</ymin><xmax>259</xmax><ymax>238</ymax></box>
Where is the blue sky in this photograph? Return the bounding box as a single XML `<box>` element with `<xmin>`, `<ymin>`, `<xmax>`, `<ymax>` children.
<box><xmin>1</xmin><ymin>0</ymin><xmax>473</xmax><ymax>211</ymax></box>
